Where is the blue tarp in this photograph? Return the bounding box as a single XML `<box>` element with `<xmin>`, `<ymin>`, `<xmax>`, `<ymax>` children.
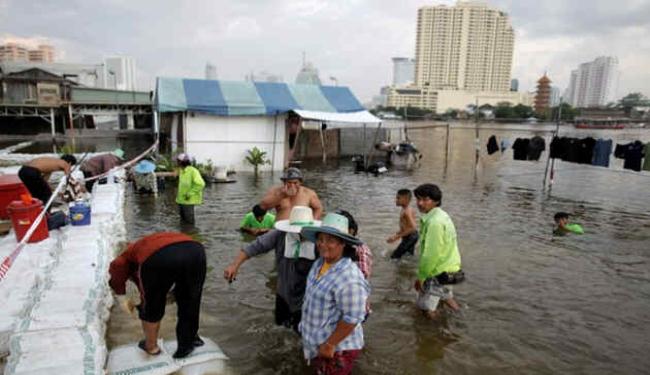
<box><xmin>156</xmin><ymin>78</ymin><xmax>365</xmax><ymax>115</ymax></box>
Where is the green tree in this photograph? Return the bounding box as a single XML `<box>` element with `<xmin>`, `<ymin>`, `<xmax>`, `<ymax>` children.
<box><xmin>494</xmin><ymin>102</ymin><xmax>514</xmax><ymax>119</ymax></box>
<box><xmin>245</xmin><ymin>147</ymin><xmax>270</xmax><ymax>177</ymax></box>
<box><xmin>550</xmin><ymin>103</ymin><xmax>578</xmax><ymax>121</ymax></box>
<box><xmin>513</xmin><ymin>104</ymin><xmax>534</xmax><ymax>119</ymax></box>
<box><xmin>618</xmin><ymin>92</ymin><xmax>650</xmax><ymax>114</ymax></box>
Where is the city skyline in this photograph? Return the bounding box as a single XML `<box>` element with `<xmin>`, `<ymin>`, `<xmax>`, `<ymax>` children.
<box><xmin>1</xmin><ymin>0</ymin><xmax>649</xmax><ymax>101</ymax></box>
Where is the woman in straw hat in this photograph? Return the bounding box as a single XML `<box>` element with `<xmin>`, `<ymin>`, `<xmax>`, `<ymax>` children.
<box><xmin>299</xmin><ymin>213</ymin><xmax>370</xmax><ymax>375</ymax></box>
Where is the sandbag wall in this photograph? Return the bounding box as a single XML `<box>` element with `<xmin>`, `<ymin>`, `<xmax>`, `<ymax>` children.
<box><xmin>3</xmin><ymin>178</ymin><xmax>126</xmax><ymax>375</ymax></box>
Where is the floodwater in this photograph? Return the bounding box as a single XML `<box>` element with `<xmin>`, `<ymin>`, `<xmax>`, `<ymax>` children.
<box><xmin>107</xmin><ymin>124</ymin><xmax>650</xmax><ymax>374</ymax></box>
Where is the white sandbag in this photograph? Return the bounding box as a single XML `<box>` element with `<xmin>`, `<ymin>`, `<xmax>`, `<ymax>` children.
<box><xmin>5</xmin><ymin>327</ymin><xmax>106</xmax><ymax>375</ymax></box>
<box><xmin>163</xmin><ymin>337</ymin><xmax>228</xmax><ymax>367</ymax></box>
<box><xmin>106</xmin><ymin>339</ymin><xmax>181</xmax><ymax>375</ymax></box>
<box><xmin>176</xmin><ymin>359</ymin><xmax>228</xmax><ymax>375</ymax></box>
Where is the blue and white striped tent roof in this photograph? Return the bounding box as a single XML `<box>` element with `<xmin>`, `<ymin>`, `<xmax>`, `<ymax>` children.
<box><xmin>156</xmin><ymin>77</ymin><xmax>369</xmax><ymax>116</ymax></box>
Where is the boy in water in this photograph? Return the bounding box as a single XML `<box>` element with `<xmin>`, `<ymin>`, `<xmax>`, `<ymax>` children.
<box><xmin>240</xmin><ymin>204</ymin><xmax>276</xmax><ymax>236</ymax></box>
<box><xmin>387</xmin><ymin>189</ymin><xmax>419</xmax><ymax>259</ymax></box>
<box><xmin>553</xmin><ymin>212</ymin><xmax>584</xmax><ymax>235</ymax></box>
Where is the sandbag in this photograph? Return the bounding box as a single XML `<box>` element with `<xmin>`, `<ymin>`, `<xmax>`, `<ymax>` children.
<box><xmin>106</xmin><ymin>339</ymin><xmax>180</xmax><ymax>375</ymax></box>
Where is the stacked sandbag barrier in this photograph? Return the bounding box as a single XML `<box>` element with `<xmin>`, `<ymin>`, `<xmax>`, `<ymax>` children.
<box><xmin>4</xmin><ymin>175</ymin><xmax>126</xmax><ymax>375</ymax></box>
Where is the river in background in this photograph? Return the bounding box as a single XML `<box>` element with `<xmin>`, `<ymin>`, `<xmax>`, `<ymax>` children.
<box><xmin>93</xmin><ymin>123</ymin><xmax>650</xmax><ymax>374</ymax></box>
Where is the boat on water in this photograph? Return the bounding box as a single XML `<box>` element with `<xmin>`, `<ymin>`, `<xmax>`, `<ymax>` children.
<box><xmin>575</xmin><ymin>122</ymin><xmax>626</xmax><ymax>129</ymax></box>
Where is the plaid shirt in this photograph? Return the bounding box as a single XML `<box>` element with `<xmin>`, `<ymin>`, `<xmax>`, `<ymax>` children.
<box><xmin>354</xmin><ymin>243</ymin><xmax>373</xmax><ymax>279</ymax></box>
<box><xmin>300</xmin><ymin>257</ymin><xmax>369</xmax><ymax>360</ymax></box>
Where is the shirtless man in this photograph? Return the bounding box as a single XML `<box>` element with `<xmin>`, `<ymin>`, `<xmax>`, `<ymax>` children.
<box><xmin>387</xmin><ymin>189</ymin><xmax>419</xmax><ymax>259</ymax></box>
<box><xmin>18</xmin><ymin>154</ymin><xmax>77</xmax><ymax>205</ymax></box>
<box><xmin>259</xmin><ymin>167</ymin><xmax>322</xmax><ymax>220</ymax></box>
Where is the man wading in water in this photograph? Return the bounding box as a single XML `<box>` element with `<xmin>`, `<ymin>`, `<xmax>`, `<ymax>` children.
<box><xmin>260</xmin><ymin>167</ymin><xmax>323</xmax><ymax>221</ymax></box>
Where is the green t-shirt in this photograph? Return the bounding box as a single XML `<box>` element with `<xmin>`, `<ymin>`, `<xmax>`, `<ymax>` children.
<box><xmin>240</xmin><ymin>212</ymin><xmax>276</xmax><ymax>230</ymax></box>
<box><xmin>418</xmin><ymin>207</ymin><xmax>461</xmax><ymax>281</ymax></box>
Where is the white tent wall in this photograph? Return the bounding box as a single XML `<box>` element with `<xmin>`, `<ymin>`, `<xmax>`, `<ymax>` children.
<box><xmin>184</xmin><ymin>113</ymin><xmax>287</xmax><ymax>172</ymax></box>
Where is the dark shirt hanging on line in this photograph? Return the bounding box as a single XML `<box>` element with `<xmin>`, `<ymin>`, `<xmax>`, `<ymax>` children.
<box><xmin>643</xmin><ymin>143</ymin><xmax>650</xmax><ymax>171</ymax></box>
<box><xmin>527</xmin><ymin>136</ymin><xmax>546</xmax><ymax>161</ymax></box>
<box><xmin>592</xmin><ymin>139</ymin><xmax>613</xmax><ymax>167</ymax></box>
<box><xmin>549</xmin><ymin>136</ymin><xmax>565</xmax><ymax>159</ymax></box>
<box><xmin>577</xmin><ymin>137</ymin><xmax>596</xmax><ymax>164</ymax></box>
<box><xmin>512</xmin><ymin>138</ymin><xmax>529</xmax><ymax>160</ymax></box>
<box><xmin>614</xmin><ymin>143</ymin><xmax>630</xmax><ymax>159</ymax></box>
<box><xmin>486</xmin><ymin>135</ymin><xmax>499</xmax><ymax>155</ymax></box>
<box><xmin>623</xmin><ymin>141</ymin><xmax>645</xmax><ymax>172</ymax></box>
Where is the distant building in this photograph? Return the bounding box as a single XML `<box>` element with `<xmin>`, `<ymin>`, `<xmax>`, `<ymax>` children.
<box><xmin>565</xmin><ymin>56</ymin><xmax>619</xmax><ymax>108</ymax></box>
<box><xmin>0</xmin><ymin>61</ymin><xmax>104</xmax><ymax>88</ymax></box>
<box><xmin>510</xmin><ymin>79</ymin><xmax>519</xmax><ymax>92</ymax></box>
<box><xmin>245</xmin><ymin>70</ymin><xmax>283</xmax><ymax>83</ymax></box>
<box><xmin>295</xmin><ymin>62</ymin><xmax>321</xmax><ymax>85</ymax></box>
<box><xmin>414</xmin><ymin>1</ymin><xmax>514</xmax><ymax>91</ymax></box>
<box><xmin>534</xmin><ymin>74</ymin><xmax>551</xmax><ymax>116</ymax></box>
<box><xmin>550</xmin><ymin>86</ymin><xmax>561</xmax><ymax>107</ymax></box>
<box><xmin>392</xmin><ymin>57</ymin><xmax>415</xmax><ymax>86</ymax></box>
<box><xmin>387</xmin><ymin>1</ymin><xmax>519</xmax><ymax>113</ymax></box>
<box><xmin>0</xmin><ymin>43</ymin><xmax>55</xmax><ymax>63</ymax></box>
<box><xmin>103</xmin><ymin>56</ymin><xmax>137</xmax><ymax>90</ymax></box>
<box><xmin>205</xmin><ymin>62</ymin><xmax>217</xmax><ymax>80</ymax></box>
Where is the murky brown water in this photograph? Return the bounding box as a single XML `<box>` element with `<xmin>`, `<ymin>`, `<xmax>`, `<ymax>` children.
<box><xmin>107</xmin><ymin>124</ymin><xmax>650</xmax><ymax>374</ymax></box>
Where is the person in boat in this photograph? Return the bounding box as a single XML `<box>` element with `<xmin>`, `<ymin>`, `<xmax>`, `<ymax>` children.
<box><xmin>387</xmin><ymin>189</ymin><xmax>419</xmax><ymax>259</ymax></box>
<box><xmin>108</xmin><ymin>232</ymin><xmax>206</xmax><ymax>359</ymax></box>
<box><xmin>224</xmin><ymin>206</ymin><xmax>321</xmax><ymax>332</ymax></box>
<box><xmin>176</xmin><ymin>153</ymin><xmax>205</xmax><ymax>225</ymax></box>
<box><xmin>413</xmin><ymin>184</ymin><xmax>464</xmax><ymax>320</ymax></box>
<box><xmin>553</xmin><ymin>212</ymin><xmax>584</xmax><ymax>235</ymax></box>
<box><xmin>80</xmin><ymin>148</ymin><xmax>125</xmax><ymax>192</ymax></box>
<box><xmin>18</xmin><ymin>154</ymin><xmax>77</xmax><ymax>206</ymax></box>
<box><xmin>259</xmin><ymin>167</ymin><xmax>322</xmax><ymax>221</ymax></box>
<box><xmin>299</xmin><ymin>213</ymin><xmax>370</xmax><ymax>375</ymax></box>
<box><xmin>240</xmin><ymin>204</ymin><xmax>276</xmax><ymax>236</ymax></box>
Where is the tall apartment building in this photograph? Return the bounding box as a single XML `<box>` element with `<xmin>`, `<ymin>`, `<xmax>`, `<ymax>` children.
<box><xmin>0</xmin><ymin>43</ymin><xmax>55</xmax><ymax>63</ymax></box>
<box><xmin>392</xmin><ymin>57</ymin><xmax>415</xmax><ymax>86</ymax></box>
<box><xmin>565</xmin><ymin>56</ymin><xmax>619</xmax><ymax>108</ymax></box>
<box><xmin>103</xmin><ymin>56</ymin><xmax>137</xmax><ymax>91</ymax></box>
<box><xmin>414</xmin><ymin>1</ymin><xmax>514</xmax><ymax>92</ymax></box>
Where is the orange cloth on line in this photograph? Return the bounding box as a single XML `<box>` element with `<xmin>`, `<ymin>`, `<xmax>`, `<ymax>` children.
<box><xmin>109</xmin><ymin>232</ymin><xmax>196</xmax><ymax>295</ymax></box>
<box><xmin>317</xmin><ymin>262</ymin><xmax>332</xmax><ymax>279</ymax></box>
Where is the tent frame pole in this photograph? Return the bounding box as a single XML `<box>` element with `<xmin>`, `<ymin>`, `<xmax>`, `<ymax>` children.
<box><xmin>272</xmin><ymin>112</ymin><xmax>278</xmax><ymax>171</ymax></box>
<box><xmin>366</xmin><ymin>122</ymin><xmax>382</xmax><ymax>169</ymax></box>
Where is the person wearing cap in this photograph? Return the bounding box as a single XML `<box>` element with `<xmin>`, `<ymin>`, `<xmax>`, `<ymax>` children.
<box><xmin>224</xmin><ymin>206</ymin><xmax>321</xmax><ymax>331</ymax></box>
<box><xmin>299</xmin><ymin>213</ymin><xmax>370</xmax><ymax>374</ymax></box>
<box><xmin>176</xmin><ymin>153</ymin><xmax>205</xmax><ymax>225</ymax></box>
<box><xmin>108</xmin><ymin>232</ymin><xmax>207</xmax><ymax>359</ymax></box>
<box><xmin>80</xmin><ymin>148</ymin><xmax>125</xmax><ymax>192</ymax></box>
<box><xmin>260</xmin><ymin>167</ymin><xmax>322</xmax><ymax>221</ymax></box>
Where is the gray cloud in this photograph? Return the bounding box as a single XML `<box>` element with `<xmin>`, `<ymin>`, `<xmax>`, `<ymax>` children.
<box><xmin>1</xmin><ymin>0</ymin><xmax>648</xmax><ymax>101</ymax></box>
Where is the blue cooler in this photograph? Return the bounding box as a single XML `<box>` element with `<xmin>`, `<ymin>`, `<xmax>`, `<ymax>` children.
<box><xmin>69</xmin><ymin>200</ymin><xmax>91</xmax><ymax>226</ymax></box>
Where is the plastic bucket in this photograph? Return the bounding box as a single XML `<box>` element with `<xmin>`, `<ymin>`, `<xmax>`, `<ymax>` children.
<box><xmin>69</xmin><ymin>201</ymin><xmax>91</xmax><ymax>226</ymax></box>
<box><xmin>0</xmin><ymin>174</ymin><xmax>28</xmax><ymax>219</ymax></box>
<box><xmin>7</xmin><ymin>198</ymin><xmax>49</xmax><ymax>243</ymax></box>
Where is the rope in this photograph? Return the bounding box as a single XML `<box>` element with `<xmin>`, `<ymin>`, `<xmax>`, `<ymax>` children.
<box><xmin>84</xmin><ymin>140</ymin><xmax>158</xmax><ymax>182</ymax></box>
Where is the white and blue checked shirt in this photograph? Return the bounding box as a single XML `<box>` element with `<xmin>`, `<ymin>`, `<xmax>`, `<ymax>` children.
<box><xmin>300</xmin><ymin>257</ymin><xmax>370</xmax><ymax>360</ymax></box>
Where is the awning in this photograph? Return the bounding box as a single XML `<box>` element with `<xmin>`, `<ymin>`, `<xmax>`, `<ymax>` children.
<box><xmin>293</xmin><ymin>109</ymin><xmax>381</xmax><ymax>129</ymax></box>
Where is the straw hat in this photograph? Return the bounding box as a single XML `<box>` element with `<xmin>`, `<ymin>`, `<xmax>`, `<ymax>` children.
<box><xmin>274</xmin><ymin>206</ymin><xmax>321</xmax><ymax>233</ymax></box>
<box><xmin>301</xmin><ymin>213</ymin><xmax>362</xmax><ymax>245</ymax></box>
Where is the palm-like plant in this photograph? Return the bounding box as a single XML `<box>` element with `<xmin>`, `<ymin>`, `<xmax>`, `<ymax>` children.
<box><xmin>245</xmin><ymin>147</ymin><xmax>270</xmax><ymax>177</ymax></box>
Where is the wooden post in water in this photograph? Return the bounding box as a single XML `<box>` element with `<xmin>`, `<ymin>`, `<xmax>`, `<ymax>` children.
<box><xmin>271</xmin><ymin>112</ymin><xmax>278</xmax><ymax>171</ymax></box>
<box><xmin>474</xmin><ymin>97</ymin><xmax>480</xmax><ymax>170</ymax></box>
<box><xmin>50</xmin><ymin>108</ymin><xmax>56</xmax><ymax>138</ymax></box>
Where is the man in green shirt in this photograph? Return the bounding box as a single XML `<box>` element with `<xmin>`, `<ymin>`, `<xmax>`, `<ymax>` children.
<box><xmin>240</xmin><ymin>204</ymin><xmax>276</xmax><ymax>236</ymax></box>
<box><xmin>553</xmin><ymin>212</ymin><xmax>584</xmax><ymax>235</ymax></box>
<box><xmin>176</xmin><ymin>153</ymin><xmax>205</xmax><ymax>225</ymax></box>
<box><xmin>413</xmin><ymin>184</ymin><xmax>463</xmax><ymax>319</ymax></box>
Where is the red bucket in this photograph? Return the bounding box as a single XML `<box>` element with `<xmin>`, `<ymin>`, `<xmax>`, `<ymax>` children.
<box><xmin>0</xmin><ymin>174</ymin><xmax>28</xmax><ymax>220</ymax></box>
<box><xmin>7</xmin><ymin>198</ymin><xmax>49</xmax><ymax>243</ymax></box>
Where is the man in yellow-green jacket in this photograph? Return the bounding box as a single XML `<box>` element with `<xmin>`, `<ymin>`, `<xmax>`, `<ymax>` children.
<box><xmin>176</xmin><ymin>153</ymin><xmax>205</xmax><ymax>225</ymax></box>
<box><xmin>413</xmin><ymin>183</ymin><xmax>464</xmax><ymax>319</ymax></box>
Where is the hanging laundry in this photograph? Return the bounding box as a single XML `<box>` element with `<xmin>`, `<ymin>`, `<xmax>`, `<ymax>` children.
<box><xmin>500</xmin><ymin>139</ymin><xmax>511</xmax><ymax>153</ymax></box>
<box><xmin>576</xmin><ymin>137</ymin><xmax>596</xmax><ymax>164</ymax></box>
<box><xmin>549</xmin><ymin>136</ymin><xmax>566</xmax><ymax>159</ymax></box>
<box><xmin>564</xmin><ymin>138</ymin><xmax>580</xmax><ymax>163</ymax></box>
<box><xmin>623</xmin><ymin>141</ymin><xmax>645</xmax><ymax>172</ymax></box>
<box><xmin>486</xmin><ymin>135</ymin><xmax>499</xmax><ymax>155</ymax></box>
<box><xmin>512</xmin><ymin>138</ymin><xmax>530</xmax><ymax>160</ymax></box>
<box><xmin>614</xmin><ymin>142</ymin><xmax>630</xmax><ymax>159</ymax></box>
<box><xmin>591</xmin><ymin>139</ymin><xmax>613</xmax><ymax>167</ymax></box>
<box><xmin>643</xmin><ymin>142</ymin><xmax>650</xmax><ymax>171</ymax></box>
<box><xmin>527</xmin><ymin>136</ymin><xmax>546</xmax><ymax>161</ymax></box>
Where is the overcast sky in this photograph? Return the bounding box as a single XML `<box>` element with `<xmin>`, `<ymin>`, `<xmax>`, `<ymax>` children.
<box><xmin>1</xmin><ymin>0</ymin><xmax>649</xmax><ymax>102</ymax></box>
